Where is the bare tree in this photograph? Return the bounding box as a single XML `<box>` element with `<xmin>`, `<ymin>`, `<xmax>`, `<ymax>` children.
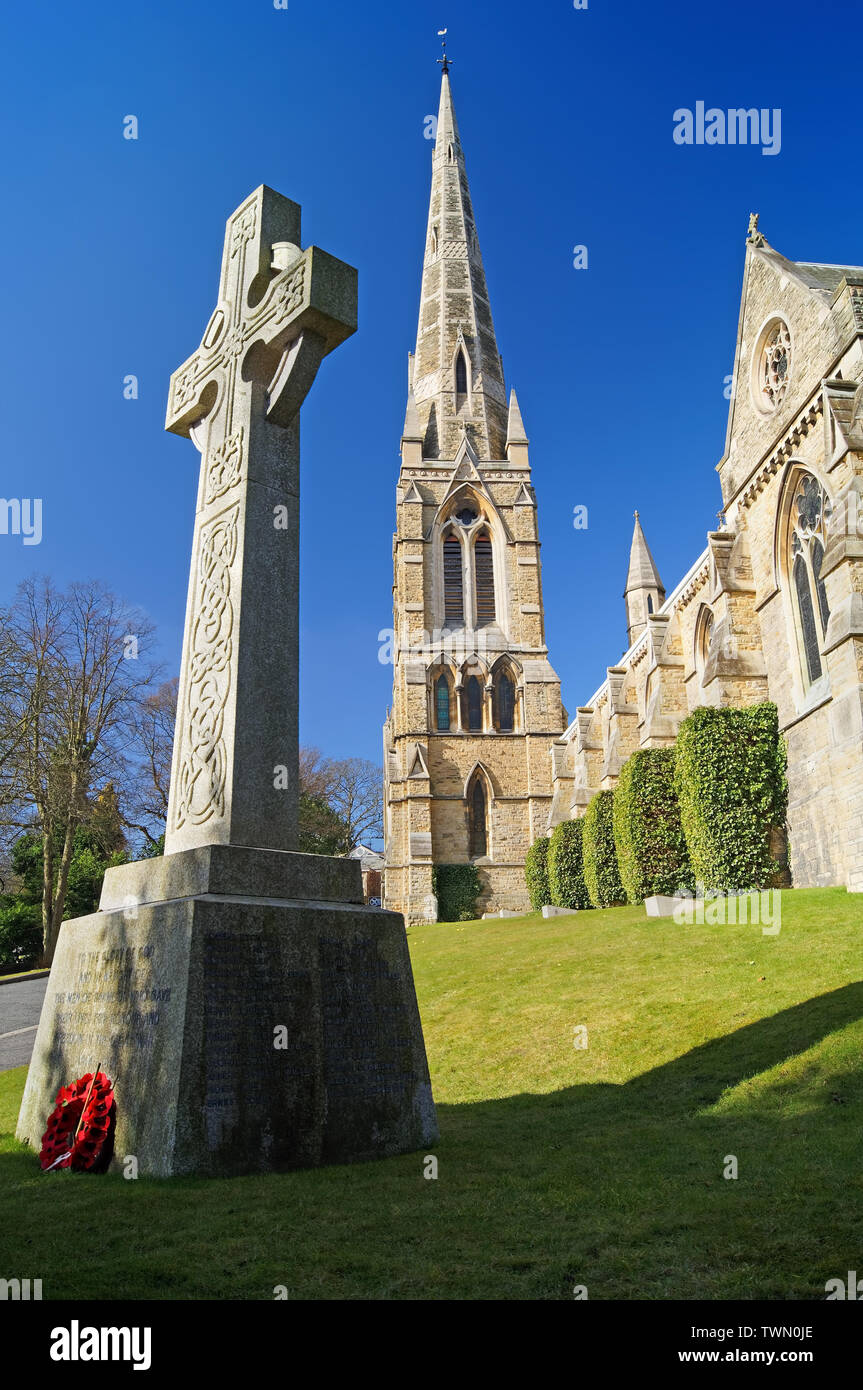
<box><xmin>0</xmin><ymin>578</ymin><xmax>159</xmax><ymax>961</ymax></box>
<box><xmin>298</xmin><ymin>745</ymin><xmax>336</xmax><ymax>803</ymax></box>
<box><xmin>123</xmin><ymin>676</ymin><xmax>178</xmax><ymax>850</ymax></box>
<box><xmin>323</xmin><ymin>758</ymin><xmax>383</xmax><ymax>852</ymax></box>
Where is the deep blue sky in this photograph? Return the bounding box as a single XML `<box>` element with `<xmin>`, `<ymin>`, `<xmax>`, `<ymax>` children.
<box><xmin>1</xmin><ymin>0</ymin><xmax>861</xmax><ymax>762</ymax></box>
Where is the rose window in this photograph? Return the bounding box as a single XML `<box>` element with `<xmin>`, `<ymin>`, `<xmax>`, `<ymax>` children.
<box><xmin>758</xmin><ymin>320</ymin><xmax>791</xmax><ymax>411</ymax></box>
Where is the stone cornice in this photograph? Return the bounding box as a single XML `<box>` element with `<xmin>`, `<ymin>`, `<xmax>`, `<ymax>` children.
<box><xmin>735</xmin><ymin>399</ymin><xmax>823</xmax><ymax>512</ymax></box>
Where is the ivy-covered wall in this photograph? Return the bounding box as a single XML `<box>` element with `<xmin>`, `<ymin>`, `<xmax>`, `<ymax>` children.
<box><xmin>613</xmin><ymin>748</ymin><xmax>694</xmax><ymax>904</ymax></box>
<box><xmin>674</xmin><ymin>702</ymin><xmax>787</xmax><ymax>891</ymax></box>
<box><xmin>525</xmin><ymin>837</ymin><xmax>551</xmax><ymax>910</ymax></box>
<box><xmin>547</xmin><ymin>820</ymin><xmax>592</xmax><ymax>910</ymax></box>
<box><xmin>582</xmin><ymin>791</ymin><xmax>625</xmax><ymax>908</ymax></box>
<box><xmin>432</xmin><ymin>863</ymin><xmax>482</xmax><ymax>922</ymax></box>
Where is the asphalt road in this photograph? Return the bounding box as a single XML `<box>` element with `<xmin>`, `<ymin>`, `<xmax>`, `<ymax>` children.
<box><xmin>0</xmin><ymin>976</ymin><xmax>47</xmax><ymax>1071</ymax></box>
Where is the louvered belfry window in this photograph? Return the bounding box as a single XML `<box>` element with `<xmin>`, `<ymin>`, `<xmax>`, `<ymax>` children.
<box><xmin>474</xmin><ymin>531</ymin><xmax>495</xmax><ymax>625</ymax></box>
<box><xmin>443</xmin><ymin>535</ymin><xmax>463</xmax><ymax>624</ymax></box>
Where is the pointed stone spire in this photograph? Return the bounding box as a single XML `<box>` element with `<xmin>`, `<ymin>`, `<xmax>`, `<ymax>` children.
<box><xmin>402</xmin><ymin>385</ymin><xmax>422</xmax><ymax>441</ymax></box>
<box><xmin>624</xmin><ymin>511</ymin><xmax>666</xmax><ymax>647</ymax></box>
<box><xmin>506</xmin><ymin>388</ymin><xmax>528</xmax><ymax>445</ymax></box>
<box><xmin>411</xmin><ymin>69</ymin><xmax>508</xmax><ymax>461</ymax></box>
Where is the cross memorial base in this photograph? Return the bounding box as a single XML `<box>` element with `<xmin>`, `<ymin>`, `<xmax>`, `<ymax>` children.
<box><xmin>16</xmin><ymin>848</ymin><xmax>438</xmax><ymax>1176</ymax></box>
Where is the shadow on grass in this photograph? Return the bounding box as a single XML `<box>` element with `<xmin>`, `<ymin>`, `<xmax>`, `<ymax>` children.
<box><xmin>2</xmin><ymin>982</ymin><xmax>863</xmax><ymax>1299</ymax></box>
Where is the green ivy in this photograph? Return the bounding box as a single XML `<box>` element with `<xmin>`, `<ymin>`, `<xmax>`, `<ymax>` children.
<box><xmin>524</xmin><ymin>836</ymin><xmax>551</xmax><ymax>910</ymax></box>
<box><xmin>432</xmin><ymin>863</ymin><xmax>482</xmax><ymax>922</ymax></box>
<box><xmin>547</xmin><ymin>820</ymin><xmax>592</xmax><ymax>910</ymax></box>
<box><xmin>674</xmin><ymin>702</ymin><xmax>788</xmax><ymax>891</ymax></box>
<box><xmin>582</xmin><ymin>791</ymin><xmax>625</xmax><ymax>908</ymax></box>
<box><xmin>613</xmin><ymin>748</ymin><xmax>694</xmax><ymax>904</ymax></box>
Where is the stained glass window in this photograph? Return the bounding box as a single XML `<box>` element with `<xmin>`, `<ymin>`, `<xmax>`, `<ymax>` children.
<box><xmin>811</xmin><ymin>539</ymin><xmax>830</xmax><ymax>635</ymax></box>
<box><xmin>794</xmin><ymin>554</ymin><xmax>822</xmax><ymax>684</ymax></box>
<box><xmin>466</xmin><ymin>675</ymin><xmax>483</xmax><ymax>731</ymax></box>
<box><xmin>788</xmin><ymin>473</ymin><xmax>831</xmax><ymax>689</ymax></box>
<box><xmin>455</xmin><ymin>350</ymin><xmax>468</xmax><ymax>395</ymax></box>
<box><xmin>435</xmin><ymin>675</ymin><xmax>450</xmax><ymax>731</ymax></box>
<box><xmin>497</xmin><ymin>674</ymin><xmax>515</xmax><ymax>731</ymax></box>
<box><xmin>470</xmin><ymin>779</ymin><xmax>487</xmax><ymax>858</ymax></box>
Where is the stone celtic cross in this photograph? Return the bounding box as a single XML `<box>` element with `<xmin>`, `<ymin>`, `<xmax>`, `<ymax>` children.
<box><xmin>164</xmin><ymin>186</ymin><xmax>357</xmax><ymax>856</ymax></box>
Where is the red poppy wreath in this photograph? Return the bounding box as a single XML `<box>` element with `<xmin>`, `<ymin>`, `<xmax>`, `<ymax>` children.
<box><xmin>39</xmin><ymin>1069</ymin><xmax>116</xmax><ymax>1173</ymax></box>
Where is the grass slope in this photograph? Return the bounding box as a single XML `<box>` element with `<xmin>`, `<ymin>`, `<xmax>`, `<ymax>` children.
<box><xmin>2</xmin><ymin>887</ymin><xmax>862</xmax><ymax>1300</ymax></box>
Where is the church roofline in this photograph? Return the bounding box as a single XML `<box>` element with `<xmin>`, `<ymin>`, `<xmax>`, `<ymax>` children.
<box><xmin>563</xmin><ymin>543</ymin><xmax>711</xmax><ymax>740</ymax></box>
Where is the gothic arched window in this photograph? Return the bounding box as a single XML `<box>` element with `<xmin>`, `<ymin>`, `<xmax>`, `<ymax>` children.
<box><xmin>465</xmin><ymin>675</ymin><xmax>483</xmax><ymax>731</ymax></box>
<box><xmin>443</xmin><ymin>534</ymin><xmax>464</xmax><ymax>625</ymax></box>
<box><xmin>469</xmin><ymin>777</ymin><xmax>487</xmax><ymax>858</ymax></box>
<box><xmin>695</xmin><ymin>607</ymin><xmax>714</xmax><ymax>682</ymax></box>
<box><xmin>787</xmin><ymin>473</ymin><xmax>831</xmax><ymax>689</ymax></box>
<box><xmin>474</xmin><ymin>531</ymin><xmax>495</xmax><ymax>625</ymax></box>
<box><xmin>495</xmin><ymin>673</ymin><xmax>515</xmax><ymax>731</ymax></box>
<box><xmin>455</xmin><ymin>350</ymin><xmax>468</xmax><ymax>397</ymax></box>
<box><xmin>793</xmin><ymin>552</ymin><xmax>821</xmax><ymax>683</ymax></box>
<box><xmin>435</xmin><ymin>674</ymin><xmax>451</xmax><ymax>731</ymax></box>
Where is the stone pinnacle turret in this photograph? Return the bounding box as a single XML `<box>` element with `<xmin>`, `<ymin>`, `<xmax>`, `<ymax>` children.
<box><xmin>625</xmin><ymin>511</ymin><xmax>666</xmax><ymax>647</ymax></box>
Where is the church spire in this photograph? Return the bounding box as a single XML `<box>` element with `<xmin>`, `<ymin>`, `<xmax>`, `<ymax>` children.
<box><xmin>410</xmin><ymin>68</ymin><xmax>508</xmax><ymax>460</ymax></box>
<box><xmin>624</xmin><ymin>511</ymin><xmax>666</xmax><ymax>647</ymax></box>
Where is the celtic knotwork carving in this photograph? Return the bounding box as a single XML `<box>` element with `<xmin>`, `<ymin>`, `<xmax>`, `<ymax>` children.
<box><xmin>221</xmin><ymin>324</ymin><xmax>247</xmax><ymax>363</ymax></box>
<box><xmin>230</xmin><ymin>204</ymin><xmax>257</xmax><ymax>255</ymax></box>
<box><xmin>275</xmin><ymin>261</ymin><xmax>306</xmax><ymax>322</ymax></box>
<box><xmin>205</xmin><ymin>428</ymin><xmax>244</xmax><ymax>505</ymax></box>
<box><xmin>173</xmin><ymin>361</ymin><xmax>200</xmax><ymax>411</ymax></box>
<box><xmin>174</xmin><ymin>505</ymin><xmax>239</xmax><ymax>830</ymax></box>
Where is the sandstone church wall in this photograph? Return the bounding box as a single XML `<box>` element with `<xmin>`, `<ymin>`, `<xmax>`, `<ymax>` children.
<box><xmin>549</xmin><ymin>228</ymin><xmax>863</xmax><ymax>896</ymax></box>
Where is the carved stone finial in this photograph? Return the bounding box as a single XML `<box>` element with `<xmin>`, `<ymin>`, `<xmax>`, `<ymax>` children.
<box><xmin>747</xmin><ymin>212</ymin><xmax>765</xmax><ymax>247</ymax></box>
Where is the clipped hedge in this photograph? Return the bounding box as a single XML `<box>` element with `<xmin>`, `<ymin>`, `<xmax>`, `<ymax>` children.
<box><xmin>613</xmin><ymin>748</ymin><xmax>694</xmax><ymax>904</ymax></box>
<box><xmin>524</xmin><ymin>836</ymin><xmax>551</xmax><ymax>910</ymax></box>
<box><xmin>582</xmin><ymin>791</ymin><xmax>625</xmax><ymax>908</ymax></box>
<box><xmin>432</xmin><ymin>863</ymin><xmax>482</xmax><ymax>922</ymax></box>
<box><xmin>674</xmin><ymin>702</ymin><xmax>787</xmax><ymax>891</ymax></box>
<box><xmin>547</xmin><ymin>820</ymin><xmax>592</xmax><ymax>910</ymax></box>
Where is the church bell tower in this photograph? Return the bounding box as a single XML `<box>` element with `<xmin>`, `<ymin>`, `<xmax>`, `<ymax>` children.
<box><xmin>383</xmin><ymin>63</ymin><xmax>566</xmax><ymax>924</ymax></box>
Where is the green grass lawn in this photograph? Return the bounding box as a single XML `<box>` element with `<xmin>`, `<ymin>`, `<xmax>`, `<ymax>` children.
<box><xmin>2</xmin><ymin>886</ymin><xmax>862</xmax><ymax>1300</ymax></box>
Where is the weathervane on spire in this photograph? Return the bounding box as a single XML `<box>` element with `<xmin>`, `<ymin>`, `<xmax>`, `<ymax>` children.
<box><xmin>437</xmin><ymin>28</ymin><xmax>451</xmax><ymax>74</ymax></box>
